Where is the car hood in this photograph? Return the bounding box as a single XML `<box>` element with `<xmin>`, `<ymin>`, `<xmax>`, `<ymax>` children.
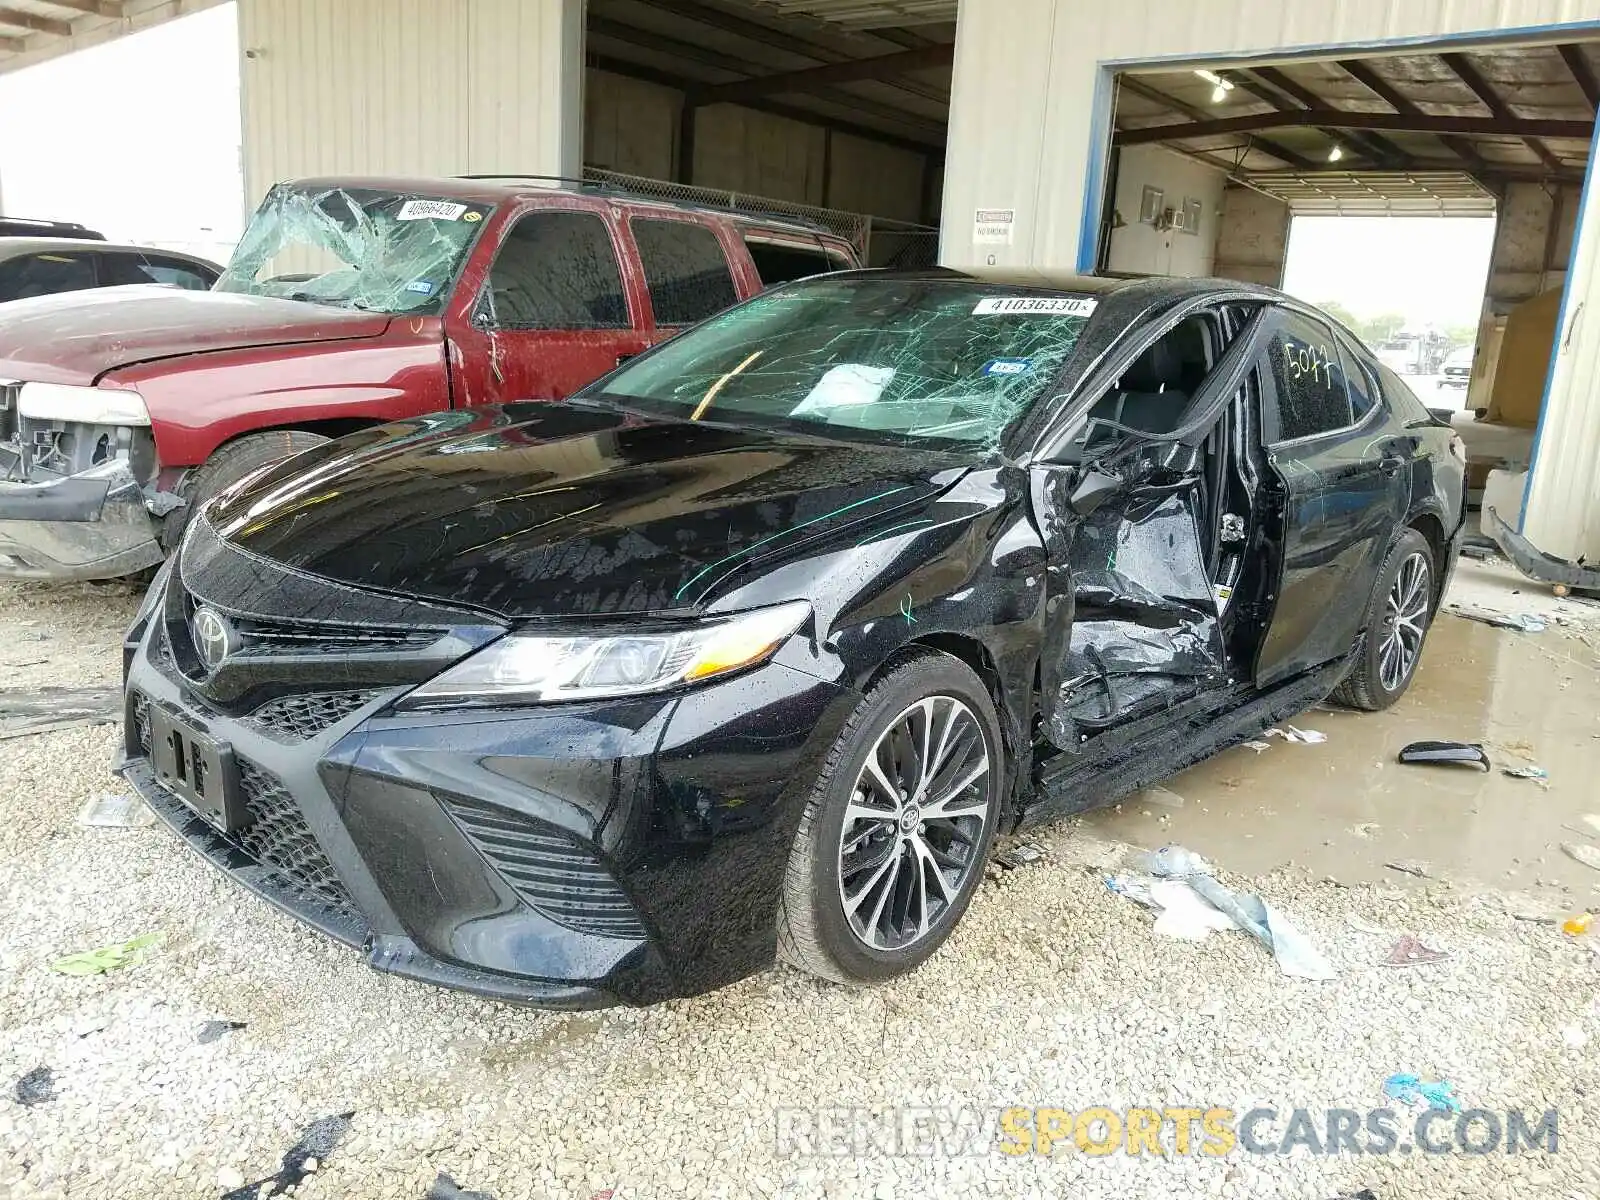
<box><xmin>205</xmin><ymin>403</ymin><xmax>973</xmax><ymax>618</ymax></box>
<box><xmin>0</xmin><ymin>287</ymin><xmax>392</xmax><ymax>386</ymax></box>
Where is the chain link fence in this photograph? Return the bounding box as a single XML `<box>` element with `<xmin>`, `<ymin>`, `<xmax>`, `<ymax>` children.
<box><xmin>584</xmin><ymin>168</ymin><xmax>870</xmax><ymax>250</ymax></box>
<box><xmin>583</xmin><ymin>168</ymin><xmax>940</xmax><ymax>268</ymax></box>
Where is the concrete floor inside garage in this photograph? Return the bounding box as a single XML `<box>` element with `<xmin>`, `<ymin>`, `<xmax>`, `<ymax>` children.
<box><xmin>0</xmin><ymin>559</ymin><xmax>1597</xmax><ymax>1199</ymax></box>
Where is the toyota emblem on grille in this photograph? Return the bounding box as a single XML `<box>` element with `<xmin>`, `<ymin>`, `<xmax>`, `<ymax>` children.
<box><xmin>191</xmin><ymin>606</ymin><xmax>239</xmax><ymax>671</ymax></box>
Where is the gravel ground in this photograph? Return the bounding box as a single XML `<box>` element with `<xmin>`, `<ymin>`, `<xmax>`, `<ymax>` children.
<box><xmin>2</xmin><ymin>580</ymin><xmax>1598</xmax><ymax>1200</ymax></box>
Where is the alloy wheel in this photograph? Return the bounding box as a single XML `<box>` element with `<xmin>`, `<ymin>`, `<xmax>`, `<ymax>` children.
<box><xmin>1379</xmin><ymin>552</ymin><xmax>1431</xmax><ymax>692</ymax></box>
<box><xmin>836</xmin><ymin>695</ymin><xmax>994</xmax><ymax>951</ymax></box>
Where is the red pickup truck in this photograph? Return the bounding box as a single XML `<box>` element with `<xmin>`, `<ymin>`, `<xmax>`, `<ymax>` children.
<box><xmin>0</xmin><ymin>176</ymin><xmax>858</xmax><ymax>580</ymax></box>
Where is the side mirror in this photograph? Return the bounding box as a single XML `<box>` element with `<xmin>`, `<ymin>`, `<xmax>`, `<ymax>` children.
<box><xmin>1069</xmin><ymin>468</ymin><xmax>1123</xmax><ymax>516</ymax></box>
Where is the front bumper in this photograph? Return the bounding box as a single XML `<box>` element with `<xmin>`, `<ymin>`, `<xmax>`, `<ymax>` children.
<box><xmin>0</xmin><ymin>458</ymin><xmax>163</xmax><ymax>580</ymax></box>
<box><xmin>118</xmin><ymin>590</ymin><xmax>857</xmax><ymax>1006</ymax></box>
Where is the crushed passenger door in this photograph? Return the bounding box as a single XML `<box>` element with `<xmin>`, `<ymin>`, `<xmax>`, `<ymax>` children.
<box><xmin>1031</xmin><ymin>309</ymin><xmax>1272</xmax><ymax>751</ymax></box>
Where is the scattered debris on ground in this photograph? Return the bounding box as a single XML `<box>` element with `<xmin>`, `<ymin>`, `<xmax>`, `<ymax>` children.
<box><xmin>1265</xmin><ymin>724</ymin><xmax>1327</xmax><ymax>744</ymax></box>
<box><xmin>197</xmin><ymin>1019</ymin><xmax>248</xmax><ymax>1045</ymax></box>
<box><xmin>76</xmin><ymin>791</ymin><xmax>155</xmax><ymax>828</ymax></box>
<box><xmin>1383</xmin><ymin>1072</ymin><xmax>1462</xmax><ymax>1112</ymax></box>
<box><xmin>1385</xmin><ymin>859</ymin><xmax>1433</xmax><ymax>878</ymax></box>
<box><xmin>1396</xmin><ymin>740</ymin><xmax>1490</xmax><ymax>770</ymax></box>
<box><xmin>0</xmin><ymin>685</ymin><xmax>121</xmax><ymax>741</ymax></box>
<box><xmin>994</xmin><ymin>843</ymin><xmax>1046</xmax><ymax>870</ymax></box>
<box><xmin>12</xmin><ymin>1065</ymin><xmax>55</xmax><ymax>1107</ymax></box>
<box><xmin>1503</xmin><ymin>764</ymin><xmax>1550</xmax><ymax>780</ymax></box>
<box><xmin>48</xmin><ymin>932</ymin><xmax>162</xmax><ymax>976</ymax></box>
<box><xmin>1110</xmin><ymin>845</ymin><xmax>1335</xmax><ymax>979</ymax></box>
<box><xmin>1382</xmin><ymin>935</ymin><xmax>1451</xmax><ymax>967</ymax></box>
<box><xmin>427</xmin><ymin>1172</ymin><xmax>498</xmax><ymax>1200</ymax></box>
<box><xmin>221</xmin><ymin>1112</ymin><xmax>355</xmax><ymax>1200</ymax></box>
<box><xmin>1562</xmin><ymin>842</ymin><xmax>1600</xmax><ymax>872</ymax></box>
<box><xmin>1445</xmin><ymin>603</ymin><xmax>1547</xmax><ymax>633</ymax></box>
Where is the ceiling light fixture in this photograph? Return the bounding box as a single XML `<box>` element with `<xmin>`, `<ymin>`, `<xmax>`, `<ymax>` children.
<box><xmin>1195</xmin><ymin>69</ymin><xmax>1234</xmax><ymax>103</ymax></box>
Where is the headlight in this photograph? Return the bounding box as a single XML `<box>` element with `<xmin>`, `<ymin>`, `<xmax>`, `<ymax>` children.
<box><xmin>398</xmin><ymin>601</ymin><xmax>812</xmax><ymax>709</ymax></box>
<box><xmin>18</xmin><ymin>382</ymin><xmax>150</xmax><ymax>426</ymax></box>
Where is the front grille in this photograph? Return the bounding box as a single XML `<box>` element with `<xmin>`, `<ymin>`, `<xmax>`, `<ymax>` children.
<box><xmin>230</xmin><ymin>614</ymin><xmax>441</xmax><ymax>657</ymax></box>
<box><xmin>246</xmin><ymin>691</ymin><xmax>380</xmax><ymax>741</ymax></box>
<box><xmin>233</xmin><ymin>761</ymin><xmax>359</xmax><ymax>917</ymax></box>
<box><xmin>129</xmin><ymin>690</ymin><xmax>364</xmax><ymax>928</ymax></box>
<box><xmin>441</xmin><ymin>795</ymin><xmax>646</xmax><ymax>940</ymax></box>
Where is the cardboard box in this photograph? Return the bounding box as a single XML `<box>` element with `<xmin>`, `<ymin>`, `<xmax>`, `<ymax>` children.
<box><xmin>1485</xmin><ymin>288</ymin><xmax>1563</xmax><ymax>428</ymax></box>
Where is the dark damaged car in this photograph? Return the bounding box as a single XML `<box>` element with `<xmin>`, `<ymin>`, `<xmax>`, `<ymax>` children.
<box><xmin>117</xmin><ymin>271</ymin><xmax>1467</xmax><ymax>1006</ymax></box>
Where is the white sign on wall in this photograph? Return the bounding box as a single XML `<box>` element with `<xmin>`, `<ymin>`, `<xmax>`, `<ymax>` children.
<box><xmin>973</xmin><ymin>208</ymin><xmax>1016</xmax><ymax>245</ymax></box>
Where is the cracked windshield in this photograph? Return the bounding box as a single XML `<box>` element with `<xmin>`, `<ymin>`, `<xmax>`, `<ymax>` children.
<box><xmin>596</xmin><ymin>279</ymin><xmax>1094</xmax><ymax>448</ymax></box>
<box><xmin>214</xmin><ymin>184</ymin><xmax>490</xmax><ymax>315</ymax></box>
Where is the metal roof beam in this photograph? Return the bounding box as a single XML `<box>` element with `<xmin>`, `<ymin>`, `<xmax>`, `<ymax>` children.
<box><xmin>1116</xmin><ymin>76</ymin><xmax>1314</xmax><ymax>170</ymax></box>
<box><xmin>0</xmin><ymin>8</ymin><xmax>71</xmax><ymax>35</ymax></box>
<box><xmin>31</xmin><ymin>0</ymin><xmax>119</xmax><ymax>13</ymax></box>
<box><xmin>1439</xmin><ymin>51</ymin><xmax>1566</xmax><ymax>173</ymax></box>
<box><xmin>1337</xmin><ymin>57</ymin><xmax>1487</xmax><ymax>173</ymax></box>
<box><xmin>627</xmin><ymin>0</ymin><xmax>949</xmax><ymax>106</ymax></box>
<box><xmin>589</xmin><ymin>16</ymin><xmax>946</xmax><ymax>139</ymax></box>
<box><xmin>1242</xmin><ymin>65</ymin><xmax>1412</xmax><ymax>167</ymax></box>
<box><xmin>1116</xmin><ymin>110</ymin><xmax>1593</xmax><ymax>145</ymax></box>
<box><xmin>691</xmin><ymin>43</ymin><xmax>953</xmax><ymax>104</ymax></box>
<box><xmin>1558</xmin><ymin>44</ymin><xmax>1600</xmax><ymax>111</ymax></box>
<box><xmin>587</xmin><ymin>52</ymin><xmax>942</xmax><ymax>155</ymax></box>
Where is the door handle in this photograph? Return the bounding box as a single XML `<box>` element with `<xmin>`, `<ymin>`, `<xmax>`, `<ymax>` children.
<box><xmin>615</xmin><ymin>353</ymin><xmax>637</xmax><ymax>366</ymax></box>
<box><xmin>1379</xmin><ymin>455</ymin><xmax>1406</xmax><ymax>477</ymax></box>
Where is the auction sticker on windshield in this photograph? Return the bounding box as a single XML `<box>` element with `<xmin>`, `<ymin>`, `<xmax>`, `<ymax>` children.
<box><xmin>974</xmin><ymin>297</ymin><xmax>1098</xmax><ymax>317</ymax></box>
<box><xmin>397</xmin><ymin>200</ymin><xmax>469</xmax><ymax>221</ymax></box>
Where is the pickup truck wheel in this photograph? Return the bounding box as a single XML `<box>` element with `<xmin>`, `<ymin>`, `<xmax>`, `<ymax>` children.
<box><xmin>161</xmin><ymin>430</ymin><xmax>331</xmax><ymax>549</ymax></box>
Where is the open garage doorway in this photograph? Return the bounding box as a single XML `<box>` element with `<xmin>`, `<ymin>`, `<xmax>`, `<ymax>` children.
<box><xmin>1281</xmin><ymin>214</ymin><xmax>1496</xmax><ymax>413</ymax></box>
<box><xmin>1098</xmin><ymin>37</ymin><xmax>1599</xmax><ymax>540</ymax></box>
<box><xmin>579</xmin><ymin>0</ymin><xmax>952</xmax><ymax>268</ymax></box>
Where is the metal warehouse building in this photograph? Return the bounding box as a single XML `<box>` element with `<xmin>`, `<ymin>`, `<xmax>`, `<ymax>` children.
<box><xmin>4</xmin><ymin>0</ymin><xmax>1600</xmax><ymax>565</ymax></box>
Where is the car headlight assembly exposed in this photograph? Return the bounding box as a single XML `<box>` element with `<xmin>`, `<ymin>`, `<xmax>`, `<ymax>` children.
<box><xmin>17</xmin><ymin>382</ymin><xmax>151</xmax><ymax>426</ymax></box>
<box><xmin>399</xmin><ymin>601</ymin><xmax>812</xmax><ymax>709</ymax></box>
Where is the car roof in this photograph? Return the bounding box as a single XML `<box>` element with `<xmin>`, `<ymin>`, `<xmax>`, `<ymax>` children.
<box><xmin>0</xmin><ymin>238</ymin><xmax>222</xmax><ymax>268</ymax></box>
<box><xmin>818</xmin><ymin>266</ymin><xmax>1287</xmax><ymax>303</ymax></box>
<box><xmin>281</xmin><ymin>175</ymin><xmax>854</xmax><ymax>245</ymax></box>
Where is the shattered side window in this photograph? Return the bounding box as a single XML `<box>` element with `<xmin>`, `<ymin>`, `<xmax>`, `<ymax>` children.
<box><xmin>591</xmin><ymin>279</ymin><xmax>1093</xmax><ymax>449</ymax></box>
<box><xmin>215</xmin><ymin>184</ymin><xmax>491</xmax><ymax>315</ymax></box>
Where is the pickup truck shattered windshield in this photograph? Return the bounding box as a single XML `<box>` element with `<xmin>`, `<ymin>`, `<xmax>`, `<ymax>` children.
<box><xmin>215</xmin><ymin>184</ymin><xmax>490</xmax><ymax>315</ymax></box>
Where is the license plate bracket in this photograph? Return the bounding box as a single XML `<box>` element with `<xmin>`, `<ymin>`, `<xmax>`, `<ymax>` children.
<box><xmin>148</xmin><ymin>706</ymin><xmax>247</xmax><ymax>834</ymax></box>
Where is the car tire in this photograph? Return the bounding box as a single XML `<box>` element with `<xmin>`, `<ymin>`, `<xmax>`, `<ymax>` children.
<box><xmin>1331</xmin><ymin>527</ymin><xmax>1437</xmax><ymax>712</ymax></box>
<box><xmin>776</xmin><ymin>651</ymin><xmax>1004</xmax><ymax>985</ymax></box>
<box><xmin>160</xmin><ymin>430</ymin><xmax>331</xmax><ymax>549</ymax></box>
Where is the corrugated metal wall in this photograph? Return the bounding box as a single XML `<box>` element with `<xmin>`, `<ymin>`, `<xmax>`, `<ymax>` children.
<box><xmin>941</xmin><ymin>0</ymin><xmax>1600</xmax><ymax>560</ymax></box>
<box><xmin>237</xmin><ymin>0</ymin><xmax>582</xmax><ymax>205</ymax></box>
<box><xmin>1523</xmin><ymin>173</ymin><xmax>1600</xmax><ymax>557</ymax></box>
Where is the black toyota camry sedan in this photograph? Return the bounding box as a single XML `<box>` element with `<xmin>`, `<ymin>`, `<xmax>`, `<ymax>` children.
<box><xmin>118</xmin><ymin>270</ymin><xmax>1467</xmax><ymax>1007</ymax></box>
